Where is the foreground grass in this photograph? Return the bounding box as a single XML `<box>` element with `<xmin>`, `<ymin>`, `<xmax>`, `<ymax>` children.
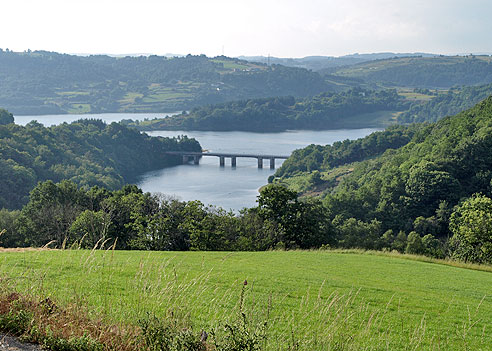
<box><xmin>1</xmin><ymin>250</ymin><xmax>491</xmax><ymax>350</ymax></box>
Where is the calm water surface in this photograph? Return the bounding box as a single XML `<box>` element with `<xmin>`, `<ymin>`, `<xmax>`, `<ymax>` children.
<box><xmin>139</xmin><ymin>129</ymin><xmax>379</xmax><ymax>210</ymax></box>
<box><xmin>14</xmin><ymin>112</ymin><xmax>179</xmax><ymax>126</ymax></box>
<box><xmin>16</xmin><ymin>113</ymin><xmax>379</xmax><ymax>211</ymax></box>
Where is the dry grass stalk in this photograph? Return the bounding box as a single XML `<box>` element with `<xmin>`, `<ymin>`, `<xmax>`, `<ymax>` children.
<box><xmin>0</xmin><ymin>291</ymin><xmax>142</xmax><ymax>351</ymax></box>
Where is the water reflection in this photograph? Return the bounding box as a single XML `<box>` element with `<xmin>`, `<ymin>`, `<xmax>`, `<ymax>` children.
<box><xmin>139</xmin><ymin>128</ymin><xmax>380</xmax><ymax>210</ymax></box>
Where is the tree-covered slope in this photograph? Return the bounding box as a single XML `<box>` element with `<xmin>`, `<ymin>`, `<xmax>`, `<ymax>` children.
<box><xmin>275</xmin><ymin>124</ymin><xmax>421</xmax><ymax>178</ymax></box>
<box><xmin>328</xmin><ymin>55</ymin><xmax>492</xmax><ymax>88</ymax></box>
<box><xmin>276</xmin><ymin>95</ymin><xmax>492</xmax><ymax>238</ymax></box>
<box><xmin>132</xmin><ymin>88</ymin><xmax>408</xmax><ymax>132</ymax></box>
<box><xmin>398</xmin><ymin>84</ymin><xmax>492</xmax><ymax>123</ymax></box>
<box><xmin>0</xmin><ymin>50</ymin><xmax>333</xmax><ymax>115</ymax></box>
<box><xmin>0</xmin><ymin>117</ymin><xmax>201</xmax><ymax>209</ymax></box>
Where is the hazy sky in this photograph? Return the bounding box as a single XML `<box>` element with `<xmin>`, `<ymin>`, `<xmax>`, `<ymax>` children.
<box><xmin>2</xmin><ymin>0</ymin><xmax>491</xmax><ymax>57</ymax></box>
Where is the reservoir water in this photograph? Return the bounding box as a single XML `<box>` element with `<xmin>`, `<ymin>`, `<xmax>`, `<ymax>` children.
<box><xmin>14</xmin><ymin>112</ymin><xmax>379</xmax><ymax>211</ymax></box>
<box><xmin>14</xmin><ymin>112</ymin><xmax>180</xmax><ymax>126</ymax></box>
<box><xmin>139</xmin><ymin>129</ymin><xmax>379</xmax><ymax>210</ymax></box>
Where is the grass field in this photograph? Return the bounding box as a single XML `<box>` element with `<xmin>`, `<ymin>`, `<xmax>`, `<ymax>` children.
<box><xmin>328</xmin><ymin>110</ymin><xmax>398</xmax><ymax>128</ymax></box>
<box><xmin>67</xmin><ymin>103</ymin><xmax>91</xmax><ymax>114</ymax></box>
<box><xmin>398</xmin><ymin>91</ymin><xmax>435</xmax><ymax>102</ymax></box>
<box><xmin>273</xmin><ymin>165</ymin><xmax>354</xmax><ymax>195</ymax></box>
<box><xmin>1</xmin><ymin>250</ymin><xmax>491</xmax><ymax>350</ymax></box>
<box><xmin>119</xmin><ymin>92</ymin><xmax>144</xmax><ymax>104</ymax></box>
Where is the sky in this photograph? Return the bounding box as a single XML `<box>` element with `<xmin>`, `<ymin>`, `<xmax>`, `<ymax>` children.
<box><xmin>2</xmin><ymin>0</ymin><xmax>491</xmax><ymax>58</ymax></box>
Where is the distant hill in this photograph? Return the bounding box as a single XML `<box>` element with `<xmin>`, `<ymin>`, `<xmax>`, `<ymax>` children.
<box><xmin>326</xmin><ymin>55</ymin><xmax>492</xmax><ymax>88</ymax></box>
<box><xmin>0</xmin><ymin>50</ymin><xmax>333</xmax><ymax>115</ymax></box>
<box><xmin>239</xmin><ymin>53</ymin><xmax>435</xmax><ymax>71</ymax></box>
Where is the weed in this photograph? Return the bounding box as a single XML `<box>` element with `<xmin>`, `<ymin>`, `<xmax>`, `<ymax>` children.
<box><xmin>41</xmin><ymin>331</ymin><xmax>104</xmax><ymax>351</ymax></box>
<box><xmin>0</xmin><ymin>308</ymin><xmax>32</xmax><ymax>335</ymax></box>
<box><xmin>138</xmin><ymin>312</ymin><xmax>205</xmax><ymax>351</ymax></box>
<box><xmin>211</xmin><ymin>282</ymin><xmax>267</xmax><ymax>351</ymax></box>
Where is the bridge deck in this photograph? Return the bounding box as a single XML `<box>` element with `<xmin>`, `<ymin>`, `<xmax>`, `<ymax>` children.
<box><xmin>165</xmin><ymin>151</ymin><xmax>290</xmax><ymax>159</ymax></box>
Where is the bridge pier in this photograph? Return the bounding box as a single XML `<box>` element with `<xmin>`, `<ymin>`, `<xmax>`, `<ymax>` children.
<box><xmin>166</xmin><ymin>152</ymin><xmax>289</xmax><ymax>168</ymax></box>
<box><xmin>257</xmin><ymin>158</ymin><xmax>263</xmax><ymax>168</ymax></box>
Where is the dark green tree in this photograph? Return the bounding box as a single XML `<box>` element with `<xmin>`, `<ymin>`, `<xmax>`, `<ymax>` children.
<box><xmin>449</xmin><ymin>194</ymin><xmax>492</xmax><ymax>263</ymax></box>
<box><xmin>17</xmin><ymin>180</ymin><xmax>88</xmax><ymax>247</ymax></box>
<box><xmin>257</xmin><ymin>184</ymin><xmax>332</xmax><ymax>248</ymax></box>
<box><xmin>0</xmin><ymin>209</ymin><xmax>21</xmax><ymax>247</ymax></box>
<box><xmin>0</xmin><ymin>109</ymin><xmax>14</xmax><ymax>125</ymax></box>
<box><xmin>405</xmin><ymin>231</ymin><xmax>424</xmax><ymax>255</ymax></box>
<box><xmin>69</xmin><ymin>210</ymin><xmax>111</xmax><ymax>248</ymax></box>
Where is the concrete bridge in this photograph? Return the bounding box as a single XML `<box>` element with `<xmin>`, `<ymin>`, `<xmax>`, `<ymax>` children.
<box><xmin>165</xmin><ymin>151</ymin><xmax>290</xmax><ymax>169</ymax></box>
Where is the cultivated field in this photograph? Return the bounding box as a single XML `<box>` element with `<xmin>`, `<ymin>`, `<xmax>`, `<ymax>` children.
<box><xmin>1</xmin><ymin>250</ymin><xmax>491</xmax><ymax>350</ymax></box>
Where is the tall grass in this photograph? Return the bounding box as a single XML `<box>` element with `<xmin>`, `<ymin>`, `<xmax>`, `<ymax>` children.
<box><xmin>1</xmin><ymin>248</ymin><xmax>491</xmax><ymax>350</ymax></box>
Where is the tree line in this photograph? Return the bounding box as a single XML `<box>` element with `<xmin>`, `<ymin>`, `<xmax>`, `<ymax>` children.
<box><xmin>1</xmin><ymin>179</ymin><xmax>489</xmax><ymax>265</ymax></box>
<box><xmin>0</xmin><ymin>181</ymin><xmax>329</xmax><ymax>251</ymax></box>
<box><xmin>132</xmin><ymin>85</ymin><xmax>492</xmax><ymax>132</ymax></box>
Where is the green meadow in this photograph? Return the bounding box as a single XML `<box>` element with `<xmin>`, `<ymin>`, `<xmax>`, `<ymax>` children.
<box><xmin>1</xmin><ymin>250</ymin><xmax>491</xmax><ymax>350</ymax></box>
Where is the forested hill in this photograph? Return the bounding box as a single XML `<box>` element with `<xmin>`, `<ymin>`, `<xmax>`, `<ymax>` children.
<box><xmin>327</xmin><ymin>55</ymin><xmax>492</xmax><ymax>88</ymax></box>
<box><xmin>0</xmin><ymin>117</ymin><xmax>201</xmax><ymax>209</ymax></box>
<box><xmin>275</xmin><ymin>95</ymin><xmax>492</xmax><ymax>239</ymax></box>
<box><xmin>131</xmin><ymin>89</ymin><xmax>408</xmax><ymax>132</ymax></box>
<box><xmin>0</xmin><ymin>50</ymin><xmax>332</xmax><ymax>115</ymax></box>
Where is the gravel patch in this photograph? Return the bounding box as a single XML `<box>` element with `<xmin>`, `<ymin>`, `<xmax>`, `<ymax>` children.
<box><xmin>0</xmin><ymin>334</ymin><xmax>43</xmax><ymax>351</ymax></box>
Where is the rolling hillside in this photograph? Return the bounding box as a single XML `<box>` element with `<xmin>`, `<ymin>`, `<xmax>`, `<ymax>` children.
<box><xmin>326</xmin><ymin>55</ymin><xmax>492</xmax><ymax>88</ymax></box>
<box><xmin>240</xmin><ymin>52</ymin><xmax>435</xmax><ymax>71</ymax></box>
<box><xmin>0</xmin><ymin>50</ymin><xmax>333</xmax><ymax>115</ymax></box>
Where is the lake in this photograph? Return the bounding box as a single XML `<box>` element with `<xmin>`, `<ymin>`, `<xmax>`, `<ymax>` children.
<box><xmin>14</xmin><ymin>112</ymin><xmax>379</xmax><ymax>211</ymax></box>
<box><xmin>139</xmin><ymin>129</ymin><xmax>379</xmax><ymax>210</ymax></box>
<box><xmin>14</xmin><ymin>112</ymin><xmax>180</xmax><ymax>126</ymax></box>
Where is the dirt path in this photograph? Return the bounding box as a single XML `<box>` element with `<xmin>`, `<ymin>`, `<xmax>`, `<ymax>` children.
<box><xmin>0</xmin><ymin>334</ymin><xmax>43</xmax><ymax>351</ymax></box>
